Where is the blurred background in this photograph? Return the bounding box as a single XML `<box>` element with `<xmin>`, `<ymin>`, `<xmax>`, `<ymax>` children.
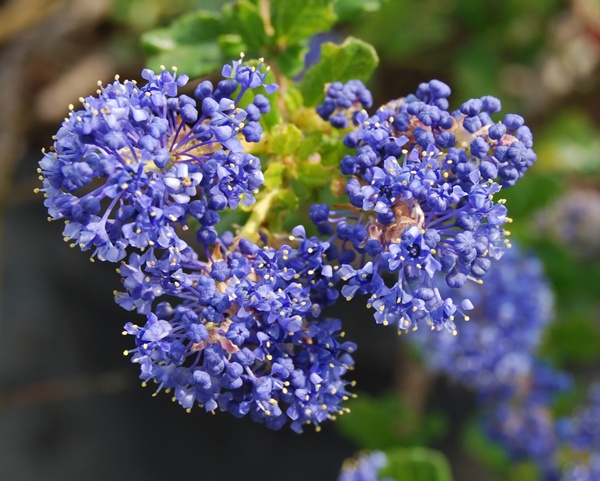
<box><xmin>1</xmin><ymin>0</ymin><xmax>600</xmax><ymax>480</ymax></box>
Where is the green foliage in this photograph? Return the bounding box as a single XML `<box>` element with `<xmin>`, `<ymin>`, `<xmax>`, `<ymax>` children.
<box><xmin>336</xmin><ymin>392</ymin><xmax>446</xmax><ymax>450</ymax></box>
<box><xmin>536</xmin><ymin>109</ymin><xmax>600</xmax><ymax>174</ymax></box>
<box><xmin>297</xmin><ymin>162</ymin><xmax>332</xmax><ymax>188</ymax></box>
<box><xmin>271</xmin><ymin>0</ymin><xmax>336</xmax><ymax>47</ymax></box>
<box><xmin>300</xmin><ymin>37</ymin><xmax>379</xmax><ymax>106</ymax></box>
<box><xmin>334</xmin><ymin>0</ymin><xmax>384</xmax><ymax>22</ymax></box>
<box><xmin>380</xmin><ymin>447</ymin><xmax>454</xmax><ymax>481</ymax></box>
<box><xmin>542</xmin><ymin>308</ymin><xmax>600</xmax><ymax>365</ymax></box>
<box><xmin>270</xmin><ymin>124</ymin><xmax>303</xmax><ymax>156</ymax></box>
<box><xmin>140</xmin><ymin>0</ymin><xmax>380</xmax><ymax>80</ymax></box>
<box><xmin>500</xmin><ymin>172</ymin><xmax>564</xmax><ymax>223</ymax></box>
<box><xmin>222</xmin><ymin>1</ymin><xmax>267</xmax><ymax>53</ymax></box>
<box><xmin>350</xmin><ymin>0</ymin><xmax>454</xmax><ymax>61</ymax></box>
<box><xmin>461</xmin><ymin>419</ymin><xmax>511</xmax><ymax>472</ymax></box>
<box><xmin>141</xmin><ymin>11</ymin><xmax>227</xmax><ymax>76</ymax></box>
<box><xmin>263</xmin><ymin>163</ymin><xmax>286</xmax><ymax>190</ymax></box>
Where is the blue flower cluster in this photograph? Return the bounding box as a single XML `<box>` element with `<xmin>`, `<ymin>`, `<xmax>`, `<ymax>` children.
<box><xmin>411</xmin><ymin>245</ymin><xmax>554</xmax><ymax>390</ymax></box>
<box><xmin>317</xmin><ymin>80</ymin><xmax>373</xmax><ymax>129</ymax></box>
<box><xmin>117</xmin><ymin>229</ymin><xmax>356</xmax><ymax>432</ymax></box>
<box><xmin>410</xmin><ymin>245</ymin><xmax>565</xmax><ymax>476</ymax></box>
<box><xmin>315</xmin><ymin>79</ymin><xmax>537</xmax><ymax>333</ymax></box>
<box><xmin>481</xmin><ymin>362</ymin><xmax>572</xmax><ymax>479</ymax></box>
<box><xmin>410</xmin><ymin>243</ymin><xmax>600</xmax><ymax>480</ymax></box>
<box><xmin>338</xmin><ymin>451</ymin><xmax>392</xmax><ymax>481</ymax></box>
<box><xmin>39</xmin><ymin>60</ymin><xmax>542</xmax><ymax>434</ymax></box>
<box><xmin>38</xmin><ymin>58</ymin><xmax>359</xmax><ymax>432</ymax></box>
<box><xmin>39</xmin><ymin>57</ymin><xmax>272</xmax><ymax>262</ymax></box>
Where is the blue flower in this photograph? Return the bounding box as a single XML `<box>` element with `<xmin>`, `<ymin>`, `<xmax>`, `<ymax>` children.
<box><xmin>39</xmin><ymin>60</ymin><xmax>277</xmax><ymax>262</ymax></box>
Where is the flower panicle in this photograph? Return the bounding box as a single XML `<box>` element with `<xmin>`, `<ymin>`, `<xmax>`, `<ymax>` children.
<box><xmin>118</xmin><ymin>232</ymin><xmax>356</xmax><ymax>432</ymax></box>
<box><xmin>313</xmin><ymin>79</ymin><xmax>536</xmax><ymax>333</ymax></box>
<box><xmin>38</xmin><ymin>59</ymin><xmax>277</xmax><ymax>263</ymax></box>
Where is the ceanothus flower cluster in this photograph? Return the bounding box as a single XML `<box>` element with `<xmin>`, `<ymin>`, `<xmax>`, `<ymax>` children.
<box><xmin>38</xmin><ymin>56</ymin><xmax>274</xmax><ymax>262</ymax></box>
<box><xmin>38</xmin><ymin>56</ymin><xmax>360</xmax><ymax>432</ymax></box>
<box><xmin>117</xmin><ymin>229</ymin><xmax>356</xmax><ymax>432</ymax></box>
<box><xmin>314</xmin><ymin>79</ymin><xmax>537</xmax><ymax>333</ymax></box>
<box><xmin>38</xmin><ymin>55</ymin><xmax>542</xmax><ymax>434</ymax></box>
<box><xmin>411</xmin><ymin>244</ymin><xmax>600</xmax><ymax>481</ymax></box>
<box><xmin>410</xmin><ymin>245</ymin><xmax>554</xmax><ymax>390</ymax></box>
<box><xmin>317</xmin><ymin>80</ymin><xmax>373</xmax><ymax>129</ymax></box>
<box><xmin>481</xmin><ymin>362</ymin><xmax>572</xmax><ymax>479</ymax></box>
<box><xmin>409</xmin><ymin>244</ymin><xmax>564</xmax><ymax>476</ymax></box>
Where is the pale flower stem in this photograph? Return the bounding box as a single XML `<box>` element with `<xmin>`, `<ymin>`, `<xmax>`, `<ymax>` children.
<box><xmin>239</xmin><ymin>187</ymin><xmax>280</xmax><ymax>241</ymax></box>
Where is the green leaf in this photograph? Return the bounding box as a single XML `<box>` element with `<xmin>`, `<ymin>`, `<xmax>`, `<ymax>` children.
<box><xmin>271</xmin><ymin>124</ymin><xmax>303</xmax><ymax>156</ymax></box>
<box><xmin>334</xmin><ymin>0</ymin><xmax>383</xmax><ymax>22</ymax></box>
<box><xmin>222</xmin><ymin>0</ymin><xmax>269</xmax><ymax>53</ymax></box>
<box><xmin>141</xmin><ymin>11</ymin><xmax>226</xmax><ymax>77</ymax></box>
<box><xmin>461</xmin><ymin>419</ymin><xmax>510</xmax><ymax>471</ymax></box>
<box><xmin>145</xmin><ymin>43</ymin><xmax>223</xmax><ymax>78</ymax></box>
<box><xmin>300</xmin><ymin>37</ymin><xmax>379</xmax><ymax>106</ymax></box>
<box><xmin>217</xmin><ymin>34</ymin><xmax>247</xmax><ymax>60</ymax></box>
<box><xmin>291</xmin><ymin>178</ymin><xmax>310</xmax><ymax>202</ymax></box>
<box><xmin>263</xmin><ymin>163</ymin><xmax>286</xmax><ymax>190</ymax></box>
<box><xmin>141</xmin><ymin>11</ymin><xmax>225</xmax><ymax>54</ymax></box>
<box><xmin>297</xmin><ymin>162</ymin><xmax>332</xmax><ymax>188</ymax></box>
<box><xmin>278</xmin><ymin>43</ymin><xmax>309</xmax><ymax>78</ymax></box>
<box><xmin>283</xmin><ymin>87</ymin><xmax>304</xmax><ymax>115</ymax></box>
<box><xmin>271</xmin><ymin>0</ymin><xmax>337</xmax><ymax>47</ymax></box>
<box><xmin>380</xmin><ymin>447</ymin><xmax>453</xmax><ymax>481</ymax></box>
<box><xmin>335</xmin><ymin>392</ymin><xmax>446</xmax><ymax>450</ymax></box>
<box><xmin>298</xmin><ymin>132</ymin><xmax>323</xmax><ymax>161</ymax></box>
<box><xmin>535</xmin><ymin>109</ymin><xmax>600</xmax><ymax>173</ymax></box>
<box><xmin>277</xmin><ymin>189</ymin><xmax>299</xmax><ymax>211</ymax></box>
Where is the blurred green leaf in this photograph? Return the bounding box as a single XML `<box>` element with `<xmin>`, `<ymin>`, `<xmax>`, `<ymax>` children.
<box><xmin>222</xmin><ymin>0</ymin><xmax>269</xmax><ymax>53</ymax></box>
<box><xmin>352</xmin><ymin>0</ymin><xmax>454</xmax><ymax>61</ymax></box>
<box><xmin>461</xmin><ymin>419</ymin><xmax>510</xmax><ymax>472</ymax></box>
<box><xmin>141</xmin><ymin>11</ymin><xmax>226</xmax><ymax>76</ymax></box>
<box><xmin>141</xmin><ymin>10</ymin><xmax>225</xmax><ymax>53</ymax></box>
<box><xmin>218</xmin><ymin>33</ymin><xmax>247</xmax><ymax>60</ymax></box>
<box><xmin>145</xmin><ymin>44</ymin><xmax>223</xmax><ymax>78</ymax></box>
<box><xmin>336</xmin><ymin>392</ymin><xmax>446</xmax><ymax>450</ymax></box>
<box><xmin>541</xmin><ymin>304</ymin><xmax>600</xmax><ymax>366</ymax></box>
<box><xmin>380</xmin><ymin>447</ymin><xmax>453</xmax><ymax>481</ymax></box>
<box><xmin>271</xmin><ymin>124</ymin><xmax>303</xmax><ymax>156</ymax></box>
<box><xmin>277</xmin><ymin>43</ymin><xmax>309</xmax><ymax>78</ymax></box>
<box><xmin>271</xmin><ymin>0</ymin><xmax>337</xmax><ymax>47</ymax></box>
<box><xmin>291</xmin><ymin>177</ymin><xmax>310</xmax><ymax>202</ymax></box>
<box><xmin>334</xmin><ymin>0</ymin><xmax>383</xmax><ymax>22</ymax></box>
<box><xmin>500</xmin><ymin>172</ymin><xmax>565</xmax><ymax>221</ymax></box>
<box><xmin>297</xmin><ymin>162</ymin><xmax>332</xmax><ymax>188</ymax></box>
<box><xmin>263</xmin><ymin>163</ymin><xmax>286</xmax><ymax>190</ymax></box>
<box><xmin>277</xmin><ymin>189</ymin><xmax>300</xmax><ymax>211</ymax></box>
<box><xmin>300</xmin><ymin>37</ymin><xmax>379</xmax><ymax>106</ymax></box>
<box><xmin>531</xmin><ymin>241</ymin><xmax>600</xmax><ymax>308</ymax></box>
<box><xmin>283</xmin><ymin>87</ymin><xmax>304</xmax><ymax>115</ymax></box>
<box><xmin>536</xmin><ymin>109</ymin><xmax>600</xmax><ymax>173</ymax></box>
